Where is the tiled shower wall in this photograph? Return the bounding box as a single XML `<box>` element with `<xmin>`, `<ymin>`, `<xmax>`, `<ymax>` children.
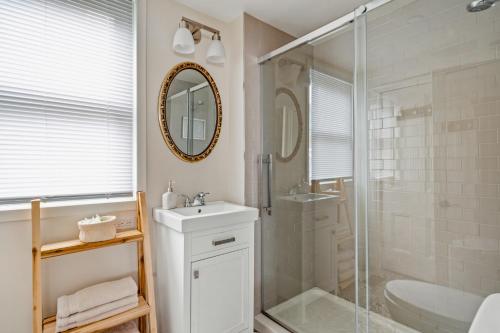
<box><xmin>366</xmin><ymin>0</ymin><xmax>500</xmax><ymax>299</ymax></box>
<box><xmin>368</xmin><ymin>78</ymin><xmax>437</xmax><ymax>282</ymax></box>
<box><xmin>433</xmin><ymin>60</ymin><xmax>500</xmax><ymax>295</ymax></box>
<box><xmin>369</xmin><ymin>60</ymin><xmax>500</xmax><ymax>296</ymax></box>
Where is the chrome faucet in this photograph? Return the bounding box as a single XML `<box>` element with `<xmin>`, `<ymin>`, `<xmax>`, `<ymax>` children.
<box><xmin>192</xmin><ymin>192</ymin><xmax>210</xmax><ymax>206</ymax></box>
<box><xmin>182</xmin><ymin>192</ymin><xmax>210</xmax><ymax>207</ymax></box>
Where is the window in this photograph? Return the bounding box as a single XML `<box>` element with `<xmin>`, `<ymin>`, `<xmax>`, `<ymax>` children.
<box><xmin>0</xmin><ymin>0</ymin><xmax>136</xmax><ymax>204</ymax></box>
<box><xmin>309</xmin><ymin>70</ymin><xmax>353</xmax><ymax>181</ymax></box>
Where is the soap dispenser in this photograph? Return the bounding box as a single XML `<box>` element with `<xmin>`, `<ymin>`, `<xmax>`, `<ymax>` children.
<box><xmin>162</xmin><ymin>180</ymin><xmax>177</xmax><ymax>209</ymax></box>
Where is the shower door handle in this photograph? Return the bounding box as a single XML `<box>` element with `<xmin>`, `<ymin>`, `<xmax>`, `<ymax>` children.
<box><xmin>261</xmin><ymin>153</ymin><xmax>273</xmax><ymax>216</ymax></box>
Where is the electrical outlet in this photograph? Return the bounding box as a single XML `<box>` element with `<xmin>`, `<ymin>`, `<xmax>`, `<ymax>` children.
<box><xmin>115</xmin><ymin>213</ymin><xmax>136</xmax><ymax>231</ymax></box>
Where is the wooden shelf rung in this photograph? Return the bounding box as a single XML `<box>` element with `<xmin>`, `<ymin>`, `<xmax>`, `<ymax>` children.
<box><xmin>42</xmin><ymin>296</ymin><xmax>150</xmax><ymax>333</ymax></box>
<box><xmin>41</xmin><ymin>230</ymin><xmax>144</xmax><ymax>259</ymax></box>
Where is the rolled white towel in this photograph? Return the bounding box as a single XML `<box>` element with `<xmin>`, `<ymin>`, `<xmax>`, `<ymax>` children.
<box><xmin>55</xmin><ymin>295</ymin><xmax>138</xmax><ymax>332</ymax></box>
<box><xmin>57</xmin><ymin>277</ymin><xmax>137</xmax><ymax>319</ymax></box>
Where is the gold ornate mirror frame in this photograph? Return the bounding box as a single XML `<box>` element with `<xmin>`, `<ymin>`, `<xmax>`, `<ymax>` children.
<box><xmin>158</xmin><ymin>62</ymin><xmax>222</xmax><ymax>162</ymax></box>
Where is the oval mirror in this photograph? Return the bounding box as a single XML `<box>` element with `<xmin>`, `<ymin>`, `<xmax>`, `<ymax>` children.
<box><xmin>158</xmin><ymin>62</ymin><xmax>222</xmax><ymax>162</ymax></box>
<box><xmin>275</xmin><ymin>88</ymin><xmax>302</xmax><ymax>162</ymax></box>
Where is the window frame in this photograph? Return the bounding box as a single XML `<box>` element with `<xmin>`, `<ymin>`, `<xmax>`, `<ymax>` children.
<box><xmin>0</xmin><ymin>0</ymin><xmax>145</xmax><ymax>213</ymax></box>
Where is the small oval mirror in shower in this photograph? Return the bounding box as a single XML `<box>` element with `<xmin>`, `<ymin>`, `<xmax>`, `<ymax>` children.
<box><xmin>275</xmin><ymin>87</ymin><xmax>302</xmax><ymax>162</ymax></box>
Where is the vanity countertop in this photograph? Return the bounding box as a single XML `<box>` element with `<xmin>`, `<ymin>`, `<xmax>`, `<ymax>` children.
<box><xmin>154</xmin><ymin>201</ymin><xmax>258</xmax><ymax>233</ymax></box>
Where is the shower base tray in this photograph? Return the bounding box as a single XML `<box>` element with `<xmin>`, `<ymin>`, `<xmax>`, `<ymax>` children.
<box><xmin>262</xmin><ymin>287</ymin><xmax>417</xmax><ymax>333</ymax></box>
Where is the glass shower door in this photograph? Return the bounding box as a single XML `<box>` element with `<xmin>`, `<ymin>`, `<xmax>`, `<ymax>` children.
<box><xmin>260</xmin><ymin>1</ymin><xmax>500</xmax><ymax>332</ymax></box>
<box><xmin>259</xmin><ymin>22</ymin><xmax>363</xmax><ymax>333</ymax></box>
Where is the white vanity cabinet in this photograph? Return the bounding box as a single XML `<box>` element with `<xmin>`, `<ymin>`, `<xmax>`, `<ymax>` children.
<box><xmin>154</xmin><ymin>202</ymin><xmax>257</xmax><ymax>333</ymax></box>
<box><xmin>191</xmin><ymin>248</ymin><xmax>249</xmax><ymax>333</ymax></box>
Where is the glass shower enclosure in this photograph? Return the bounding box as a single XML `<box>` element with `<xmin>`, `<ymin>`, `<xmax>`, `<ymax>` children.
<box><xmin>259</xmin><ymin>10</ymin><xmax>370</xmax><ymax>333</ymax></box>
<box><xmin>259</xmin><ymin>0</ymin><xmax>500</xmax><ymax>332</ymax></box>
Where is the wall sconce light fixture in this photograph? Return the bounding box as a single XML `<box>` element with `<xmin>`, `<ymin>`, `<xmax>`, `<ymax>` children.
<box><xmin>172</xmin><ymin>20</ymin><xmax>195</xmax><ymax>54</ymax></box>
<box><xmin>173</xmin><ymin>17</ymin><xmax>226</xmax><ymax>64</ymax></box>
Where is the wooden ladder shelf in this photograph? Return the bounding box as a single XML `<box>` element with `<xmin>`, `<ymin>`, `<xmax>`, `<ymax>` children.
<box><xmin>32</xmin><ymin>191</ymin><xmax>157</xmax><ymax>333</ymax></box>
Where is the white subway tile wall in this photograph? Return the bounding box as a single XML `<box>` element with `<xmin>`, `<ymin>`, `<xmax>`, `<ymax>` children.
<box><xmin>366</xmin><ymin>0</ymin><xmax>500</xmax><ymax>303</ymax></box>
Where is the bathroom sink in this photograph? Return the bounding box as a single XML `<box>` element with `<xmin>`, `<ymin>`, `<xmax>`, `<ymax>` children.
<box><xmin>469</xmin><ymin>293</ymin><xmax>500</xmax><ymax>333</ymax></box>
<box><xmin>172</xmin><ymin>202</ymin><xmax>245</xmax><ymax>216</ymax></box>
<box><xmin>279</xmin><ymin>193</ymin><xmax>339</xmax><ymax>203</ymax></box>
<box><xmin>154</xmin><ymin>201</ymin><xmax>258</xmax><ymax>232</ymax></box>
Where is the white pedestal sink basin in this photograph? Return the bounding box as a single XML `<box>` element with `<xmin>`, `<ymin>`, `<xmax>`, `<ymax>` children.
<box><xmin>469</xmin><ymin>293</ymin><xmax>500</xmax><ymax>333</ymax></box>
<box><xmin>154</xmin><ymin>201</ymin><xmax>258</xmax><ymax>232</ymax></box>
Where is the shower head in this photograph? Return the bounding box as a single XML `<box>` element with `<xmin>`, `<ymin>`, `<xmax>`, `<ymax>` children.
<box><xmin>466</xmin><ymin>0</ymin><xmax>496</xmax><ymax>12</ymax></box>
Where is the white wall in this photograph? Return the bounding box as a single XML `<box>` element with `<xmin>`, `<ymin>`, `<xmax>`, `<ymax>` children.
<box><xmin>0</xmin><ymin>0</ymin><xmax>245</xmax><ymax>331</ymax></box>
<box><xmin>146</xmin><ymin>0</ymin><xmax>245</xmax><ymax>209</ymax></box>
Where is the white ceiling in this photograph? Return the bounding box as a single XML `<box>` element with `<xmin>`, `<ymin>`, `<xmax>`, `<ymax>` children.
<box><xmin>174</xmin><ymin>0</ymin><xmax>368</xmax><ymax>37</ymax></box>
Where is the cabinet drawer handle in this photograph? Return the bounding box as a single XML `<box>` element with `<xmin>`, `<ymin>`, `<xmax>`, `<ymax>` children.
<box><xmin>212</xmin><ymin>237</ymin><xmax>236</xmax><ymax>246</ymax></box>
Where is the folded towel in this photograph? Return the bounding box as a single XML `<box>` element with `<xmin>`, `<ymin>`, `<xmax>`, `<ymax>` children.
<box><xmin>57</xmin><ymin>277</ymin><xmax>137</xmax><ymax>319</ymax></box>
<box><xmin>56</xmin><ymin>295</ymin><xmax>138</xmax><ymax>329</ymax></box>
<box><xmin>55</xmin><ymin>296</ymin><xmax>138</xmax><ymax>332</ymax></box>
<box><xmin>103</xmin><ymin>321</ymin><xmax>139</xmax><ymax>333</ymax></box>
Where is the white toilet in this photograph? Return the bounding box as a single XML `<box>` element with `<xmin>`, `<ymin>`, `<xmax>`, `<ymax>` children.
<box><xmin>384</xmin><ymin>280</ymin><xmax>484</xmax><ymax>333</ymax></box>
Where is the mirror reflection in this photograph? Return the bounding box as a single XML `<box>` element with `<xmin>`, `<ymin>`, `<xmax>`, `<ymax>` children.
<box><xmin>275</xmin><ymin>88</ymin><xmax>302</xmax><ymax>161</ymax></box>
<box><xmin>165</xmin><ymin>69</ymin><xmax>217</xmax><ymax>156</ymax></box>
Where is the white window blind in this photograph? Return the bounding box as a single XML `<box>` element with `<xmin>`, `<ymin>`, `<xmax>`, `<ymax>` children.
<box><xmin>0</xmin><ymin>0</ymin><xmax>136</xmax><ymax>204</ymax></box>
<box><xmin>310</xmin><ymin>70</ymin><xmax>353</xmax><ymax>180</ymax></box>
